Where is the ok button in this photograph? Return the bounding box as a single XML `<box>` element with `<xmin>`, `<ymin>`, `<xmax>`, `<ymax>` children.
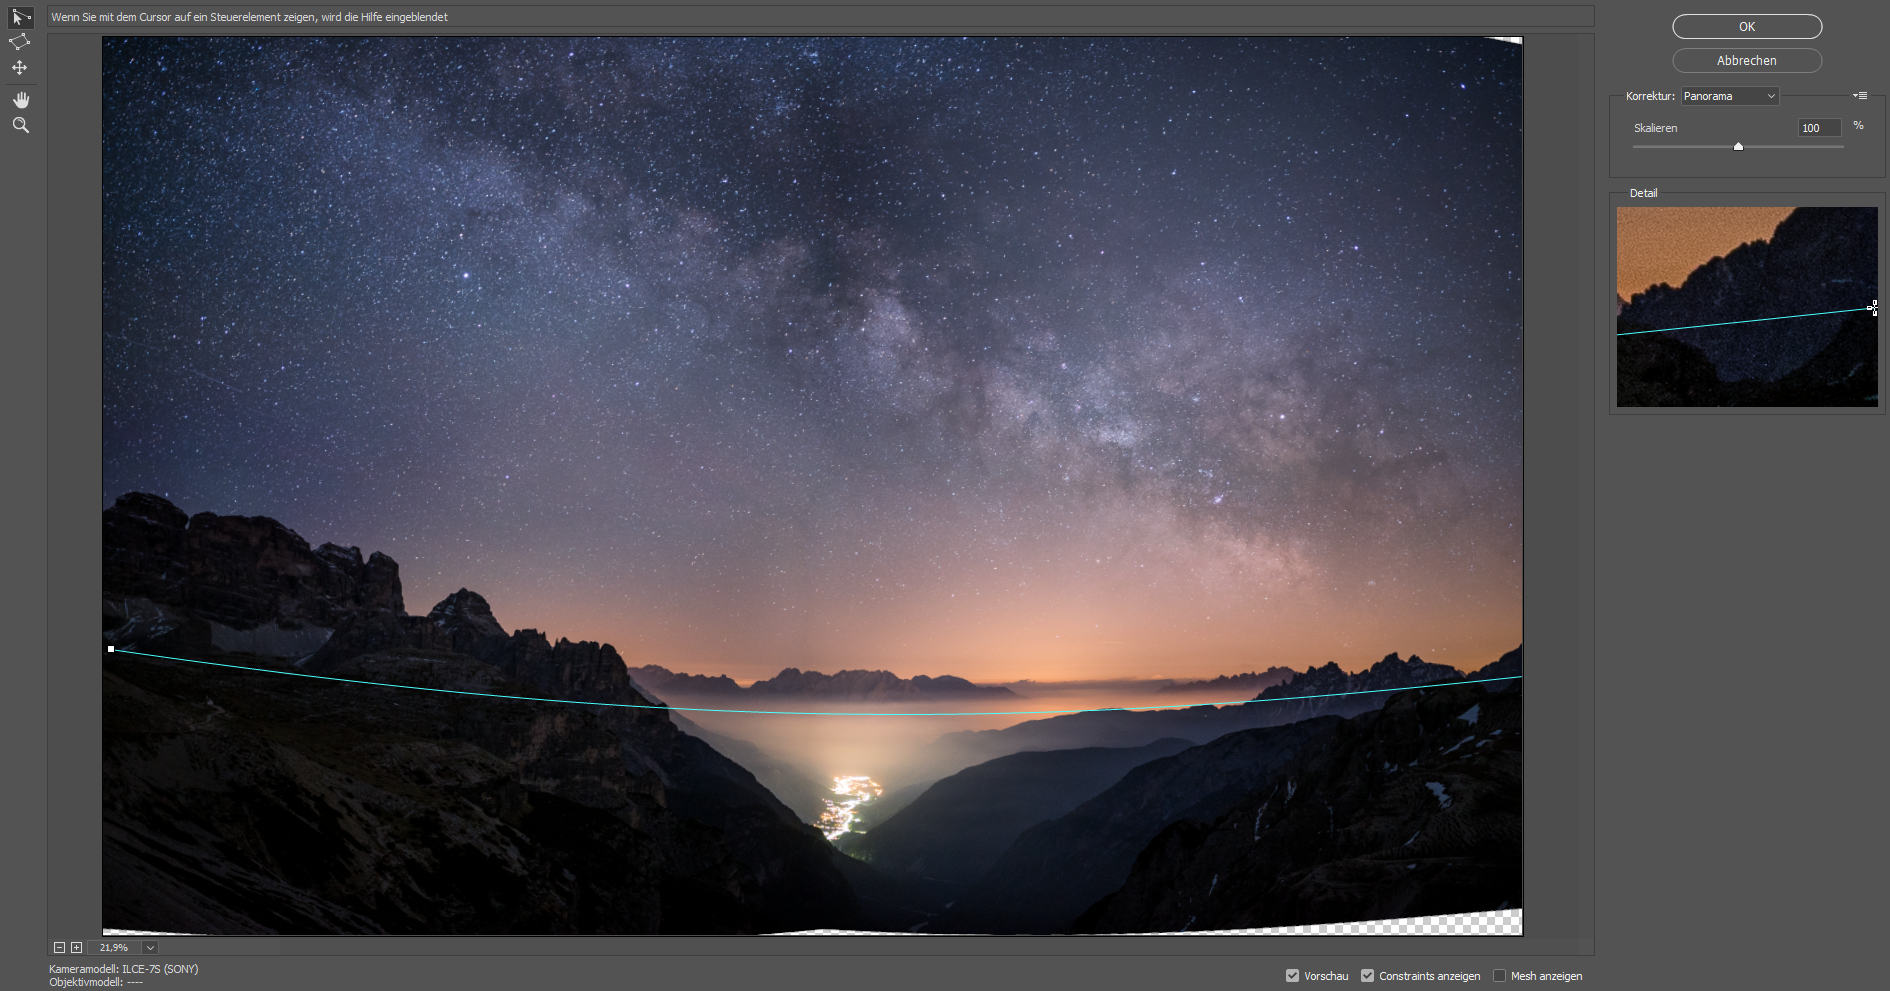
<box><xmin>1673</xmin><ymin>15</ymin><xmax>1823</xmax><ymax>39</ymax></box>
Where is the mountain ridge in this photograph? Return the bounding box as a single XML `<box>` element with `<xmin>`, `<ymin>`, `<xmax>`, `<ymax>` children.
<box><xmin>101</xmin><ymin>492</ymin><xmax>860</xmax><ymax>934</ymax></box>
<box><xmin>631</xmin><ymin>663</ymin><xmax>1019</xmax><ymax>701</ymax></box>
<box><xmin>1154</xmin><ymin>668</ymin><xmax>1298</xmax><ymax>696</ymax></box>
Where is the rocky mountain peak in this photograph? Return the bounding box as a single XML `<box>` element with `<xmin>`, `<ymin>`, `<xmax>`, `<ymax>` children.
<box><xmin>1358</xmin><ymin>652</ymin><xmax>1461</xmax><ymax>686</ymax></box>
<box><xmin>1254</xmin><ymin>652</ymin><xmax>1466</xmax><ymax>704</ymax></box>
<box><xmin>103</xmin><ymin>492</ymin><xmax>404</xmax><ymax>633</ymax></box>
<box><xmin>429</xmin><ymin>588</ymin><xmax>507</xmax><ymax>637</ymax></box>
<box><xmin>111</xmin><ymin>491</ymin><xmax>189</xmax><ymax>530</ymax></box>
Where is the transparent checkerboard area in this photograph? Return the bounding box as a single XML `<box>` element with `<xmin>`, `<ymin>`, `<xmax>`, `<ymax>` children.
<box><xmin>784</xmin><ymin>908</ymin><xmax>1523</xmax><ymax>936</ymax></box>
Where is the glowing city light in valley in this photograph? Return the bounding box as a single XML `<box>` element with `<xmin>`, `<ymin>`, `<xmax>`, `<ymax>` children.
<box><xmin>816</xmin><ymin>776</ymin><xmax>883</xmax><ymax>840</ymax></box>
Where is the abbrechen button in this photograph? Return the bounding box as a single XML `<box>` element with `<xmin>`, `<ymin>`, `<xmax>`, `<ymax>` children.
<box><xmin>1673</xmin><ymin>15</ymin><xmax>1822</xmax><ymax>40</ymax></box>
<box><xmin>1673</xmin><ymin>48</ymin><xmax>1822</xmax><ymax>73</ymax></box>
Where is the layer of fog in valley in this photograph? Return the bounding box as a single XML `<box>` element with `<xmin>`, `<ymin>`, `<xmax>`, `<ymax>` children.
<box><xmin>671</xmin><ymin>680</ymin><xmax>1200</xmax><ymax>800</ymax></box>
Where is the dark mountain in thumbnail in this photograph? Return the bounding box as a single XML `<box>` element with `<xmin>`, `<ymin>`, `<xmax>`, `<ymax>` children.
<box><xmin>629</xmin><ymin>665</ymin><xmax>746</xmax><ymax>696</ymax></box>
<box><xmin>101</xmin><ymin>493</ymin><xmax>858</xmax><ymax>935</ymax></box>
<box><xmin>1618</xmin><ymin>309</ymin><xmax>1878</xmax><ymax>407</ymax></box>
<box><xmin>1617</xmin><ymin>206</ymin><xmax>1878</xmax><ymax>406</ymax></box>
<box><xmin>837</xmin><ymin>738</ymin><xmax>1195</xmax><ymax>885</ymax></box>
<box><xmin>906</xmin><ymin>652</ymin><xmax>1474</xmax><ymax>783</ymax></box>
<box><xmin>632</xmin><ymin>663</ymin><xmax>1019</xmax><ymax>701</ymax></box>
<box><xmin>1075</xmin><ymin>680</ymin><xmax>1521</xmax><ymax>932</ymax></box>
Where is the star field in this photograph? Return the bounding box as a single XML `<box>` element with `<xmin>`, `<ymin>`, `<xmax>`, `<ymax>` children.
<box><xmin>104</xmin><ymin>38</ymin><xmax>1522</xmax><ymax>682</ymax></box>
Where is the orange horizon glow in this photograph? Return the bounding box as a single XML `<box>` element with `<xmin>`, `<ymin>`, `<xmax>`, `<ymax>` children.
<box><xmin>1616</xmin><ymin>206</ymin><xmax>1795</xmax><ymax>302</ymax></box>
<box><xmin>386</xmin><ymin>482</ymin><xmax>1521</xmax><ymax>688</ymax></box>
<box><xmin>432</xmin><ymin>577</ymin><xmax>1521</xmax><ymax>686</ymax></box>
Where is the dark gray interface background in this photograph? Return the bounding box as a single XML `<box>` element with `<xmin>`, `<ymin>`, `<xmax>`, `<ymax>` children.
<box><xmin>6</xmin><ymin>2</ymin><xmax>1882</xmax><ymax>987</ymax></box>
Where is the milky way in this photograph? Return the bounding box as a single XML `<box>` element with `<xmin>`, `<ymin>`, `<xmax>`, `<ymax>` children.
<box><xmin>104</xmin><ymin>37</ymin><xmax>1522</xmax><ymax>681</ymax></box>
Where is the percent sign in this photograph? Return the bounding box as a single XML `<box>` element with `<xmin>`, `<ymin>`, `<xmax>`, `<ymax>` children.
<box><xmin>1854</xmin><ymin>120</ymin><xmax>1865</xmax><ymax>130</ymax></box>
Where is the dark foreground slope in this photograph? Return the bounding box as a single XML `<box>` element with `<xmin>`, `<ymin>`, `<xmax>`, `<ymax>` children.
<box><xmin>105</xmin><ymin>651</ymin><xmax>748</xmax><ymax>934</ymax></box>
<box><xmin>932</xmin><ymin>718</ymin><xmax>1338</xmax><ymax>933</ymax></box>
<box><xmin>666</xmin><ymin>714</ymin><xmax>836</xmax><ymax>825</ymax></box>
<box><xmin>1076</xmin><ymin>680</ymin><xmax>1521</xmax><ymax>932</ymax></box>
<box><xmin>837</xmin><ymin>738</ymin><xmax>1195</xmax><ymax>885</ymax></box>
<box><xmin>935</xmin><ymin>653</ymin><xmax>1520</xmax><ymax>934</ymax></box>
<box><xmin>101</xmin><ymin>493</ymin><xmax>858</xmax><ymax>934</ymax></box>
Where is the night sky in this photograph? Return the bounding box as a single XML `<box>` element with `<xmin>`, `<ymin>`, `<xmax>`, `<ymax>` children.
<box><xmin>104</xmin><ymin>38</ymin><xmax>1523</xmax><ymax>684</ymax></box>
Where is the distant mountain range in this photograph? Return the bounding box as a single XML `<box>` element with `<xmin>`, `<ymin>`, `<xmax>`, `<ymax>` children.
<box><xmin>1153</xmin><ymin>667</ymin><xmax>1298</xmax><ymax>696</ymax></box>
<box><xmin>631</xmin><ymin>663</ymin><xmax>1019</xmax><ymax>701</ymax></box>
<box><xmin>897</xmin><ymin>650</ymin><xmax>1512</xmax><ymax>784</ymax></box>
<box><xmin>1617</xmin><ymin>206</ymin><xmax>1878</xmax><ymax>406</ymax></box>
